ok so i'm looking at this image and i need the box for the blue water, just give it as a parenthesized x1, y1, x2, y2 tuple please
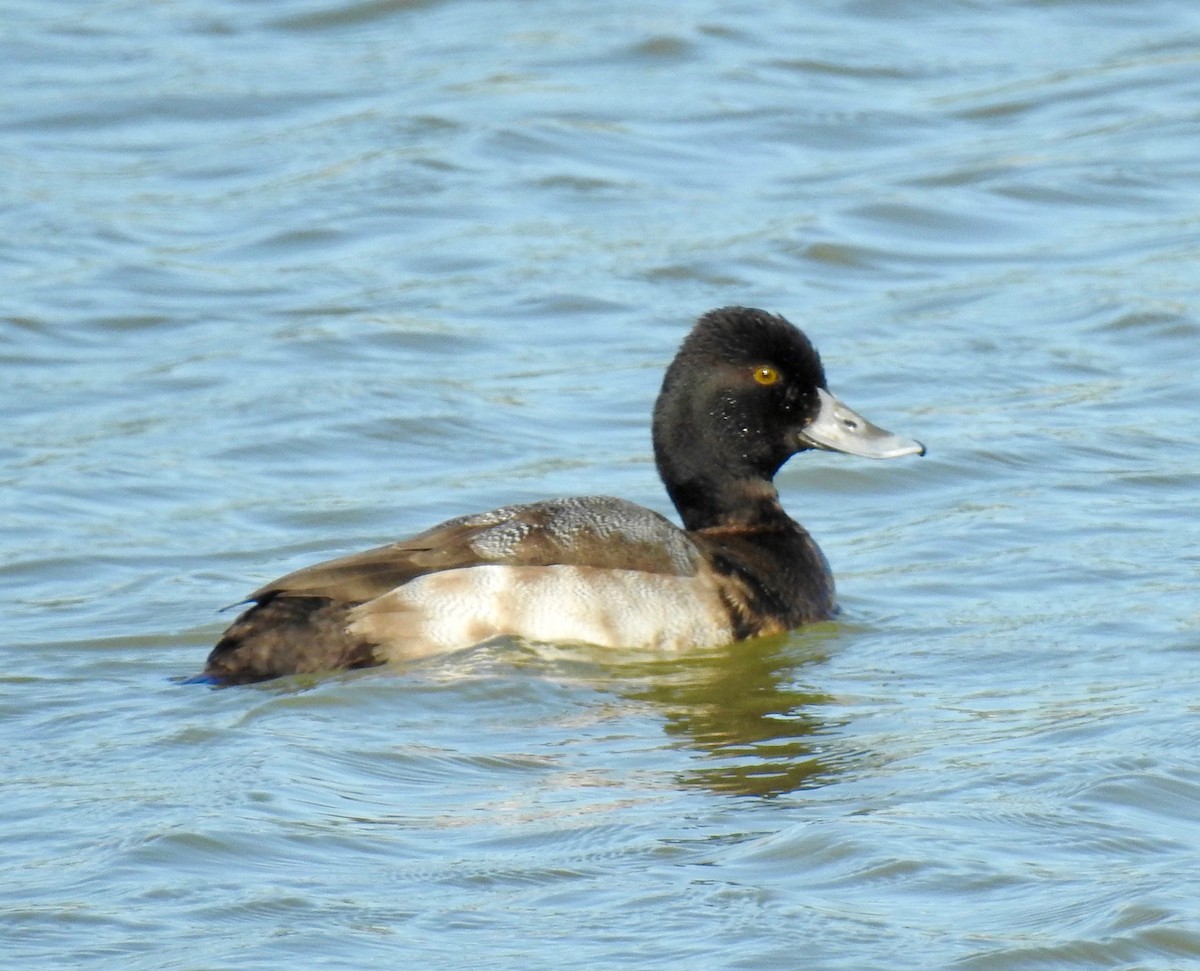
(5, 1, 1200, 968)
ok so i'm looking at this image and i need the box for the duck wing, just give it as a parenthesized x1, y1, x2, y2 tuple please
(246, 495, 702, 607)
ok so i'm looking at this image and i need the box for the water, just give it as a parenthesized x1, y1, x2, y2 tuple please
(4, 0, 1200, 967)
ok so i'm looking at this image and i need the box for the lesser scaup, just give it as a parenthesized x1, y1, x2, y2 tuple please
(201, 306, 924, 684)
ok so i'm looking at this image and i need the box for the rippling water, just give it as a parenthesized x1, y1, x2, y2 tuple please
(5, 1, 1200, 968)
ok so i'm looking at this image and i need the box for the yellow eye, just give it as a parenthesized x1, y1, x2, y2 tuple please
(752, 365, 780, 386)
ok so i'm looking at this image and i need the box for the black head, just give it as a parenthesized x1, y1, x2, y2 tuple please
(653, 306, 923, 530)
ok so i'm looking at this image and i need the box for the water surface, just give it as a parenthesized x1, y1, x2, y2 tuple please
(4, 1, 1200, 968)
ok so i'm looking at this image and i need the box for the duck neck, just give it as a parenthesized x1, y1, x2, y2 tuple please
(661, 471, 796, 533)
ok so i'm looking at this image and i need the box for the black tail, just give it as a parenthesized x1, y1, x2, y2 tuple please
(203, 594, 382, 685)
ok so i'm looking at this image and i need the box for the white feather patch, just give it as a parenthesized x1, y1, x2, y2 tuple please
(347, 564, 733, 662)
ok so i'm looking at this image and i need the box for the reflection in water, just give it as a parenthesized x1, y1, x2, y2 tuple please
(616, 626, 847, 798)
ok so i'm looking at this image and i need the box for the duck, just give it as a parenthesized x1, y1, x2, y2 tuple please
(200, 306, 924, 685)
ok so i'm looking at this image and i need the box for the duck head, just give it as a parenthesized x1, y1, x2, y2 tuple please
(653, 306, 925, 530)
